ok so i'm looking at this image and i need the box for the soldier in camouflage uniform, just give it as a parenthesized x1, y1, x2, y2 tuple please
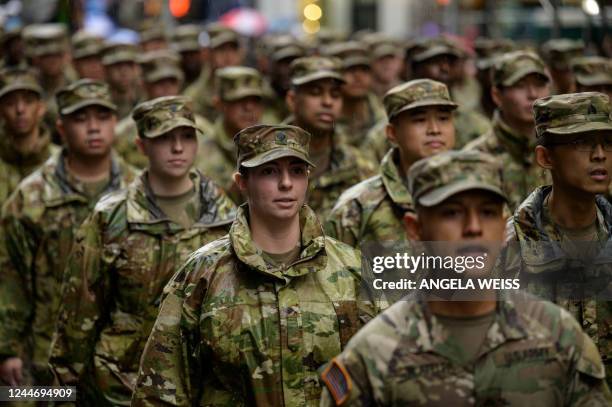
(23, 23, 77, 143)
(325, 79, 456, 248)
(361, 33, 403, 99)
(572, 56, 612, 99)
(0, 79, 138, 388)
(321, 150, 611, 406)
(196, 66, 265, 203)
(504, 92, 612, 387)
(464, 51, 552, 212)
(102, 43, 143, 119)
(183, 25, 244, 122)
(264, 34, 306, 124)
(138, 24, 168, 52)
(0, 67, 58, 207)
(1, 26, 24, 69)
(114, 49, 214, 168)
(49, 95, 236, 405)
(324, 41, 386, 149)
(71, 30, 106, 81)
(541, 39, 584, 95)
(410, 37, 492, 148)
(132, 124, 382, 406)
(285, 56, 376, 220)
(171, 25, 204, 90)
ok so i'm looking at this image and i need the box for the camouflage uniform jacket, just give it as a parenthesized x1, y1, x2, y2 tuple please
(195, 118, 242, 203)
(114, 113, 215, 169)
(132, 204, 382, 406)
(0, 125, 59, 206)
(464, 110, 550, 212)
(324, 148, 412, 248)
(504, 185, 612, 387)
(49, 170, 236, 405)
(320, 292, 611, 406)
(0, 150, 138, 381)
(335, 93, 386, 149)
(453, 107, 492, 149)
(183, 66, 217, 122)
(361, 119, 392, 165)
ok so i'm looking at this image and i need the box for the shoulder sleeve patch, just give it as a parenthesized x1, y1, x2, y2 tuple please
(321, 358, 352, 406)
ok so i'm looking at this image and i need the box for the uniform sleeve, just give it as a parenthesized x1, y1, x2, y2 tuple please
(0, 195, 39, 360)
(319, 351, 376, 407)
(324, 199, 361, 248)
(565, 329, 612, 405)
(48, 210, 114, 386)
(132, 257, 204, 406)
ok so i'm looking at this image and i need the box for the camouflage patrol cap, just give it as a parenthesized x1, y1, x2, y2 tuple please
(571, 56, 612, 87)
(208, 26, 240, 49)
(56, 79, 117, 115)
(384, 79, 457, 120)
(215, 66, 265, 102)
(408, 150, 506, 207)
(171, 25, 201, 52)
(475, 39, 517, 70)
(139, 25, 167, 45)
(541, 39, 584, 70)
(364, 34, 401, 59)
(23, 23, 68, 57)
(533, 92, 612, 139)
(493, 51, 549, 87)
(102, 43, 138, 66)
(71, 30, 105, 60)
(268, 35, 306, 62)
(0, 67, 43, 99)
(235, 124, 314, 168)
(132, 95, 198, 139)
(138, 50, 184, 83)
(323, 41, 371, 70)
(413, 37, 461, 63)
(290, 56, 346, 86)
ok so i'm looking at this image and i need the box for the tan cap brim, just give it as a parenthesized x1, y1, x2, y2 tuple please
(222, 88, 265, 102)
(389, 98, 458, 120)
(500, 69, 549, 87)
(60, 99, 117, 115)
(0, 84, 43, 99)
(418, 180, 506, 207)
(241, 147, 315, 168)
(292, 71, 346, 86)
(541, 121, 612, 137)
(575, 73, 612, 87)
(139, 118, 198, 139)
(145, 68, 184, 84)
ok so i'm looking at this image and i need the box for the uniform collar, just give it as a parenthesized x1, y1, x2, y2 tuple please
(126, 169, 236, 234)
(0, 125, 54, 169)
(212, 118, 237, 160)
(229, 204, 327, 282)
(380, 148, 413, 209)
(492, 110, 537, 166)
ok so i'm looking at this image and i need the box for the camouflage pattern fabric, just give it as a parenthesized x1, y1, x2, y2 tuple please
(216, 66, 265, 102)
(289, 56, 346, 86)
(132, 204, 383, 406)
(493, 51, 549, 88)
(114, 112, 214, 169)
(182, 65, 217, 122)
(335, 92, 387, 149)
(71, 30, 105, 60)
(320, 292, 611, 406)
(325, 148, 412, 248)
(572, 57, 612, 87)
(533, 92, 612, 139)
(361, 119, 392, 165)
(464, 110, 550, 212)
(453, 107, 493, 148)
(0, 66, 43, 99)
(407, 150, 505, 207)
(383, 79, 458, 120)
(504, 185, 612, 387)
(56, 78, 117, 115)
(0, 125, 59, 207)
(195, 118, 241, 203)
(0, 150, 138, 385)
(49, 170, 236, 405)
(22, 23, 68, 58)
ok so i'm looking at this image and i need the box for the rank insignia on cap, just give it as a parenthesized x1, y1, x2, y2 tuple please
(276, 131, 287, 145)
(321, 358, 352, 406)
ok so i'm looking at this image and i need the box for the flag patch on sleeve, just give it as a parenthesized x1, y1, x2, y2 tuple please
(321, 358, 352, 405)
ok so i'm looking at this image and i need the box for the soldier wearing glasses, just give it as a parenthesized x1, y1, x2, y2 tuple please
(504, 92, 612, 387)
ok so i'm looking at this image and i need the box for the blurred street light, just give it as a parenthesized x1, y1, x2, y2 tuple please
(582, 0, 600, 16)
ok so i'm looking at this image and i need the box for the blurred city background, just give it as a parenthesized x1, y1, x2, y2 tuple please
(0, 1, 609, 53)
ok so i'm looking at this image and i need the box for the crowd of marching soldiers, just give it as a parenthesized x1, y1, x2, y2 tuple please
(0, 18, 610, 406)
